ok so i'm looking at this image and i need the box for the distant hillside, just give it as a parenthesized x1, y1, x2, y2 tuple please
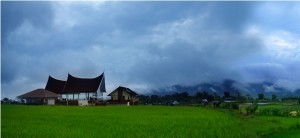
(152, 79, 300, 98)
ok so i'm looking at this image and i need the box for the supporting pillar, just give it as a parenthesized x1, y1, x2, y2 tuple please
(95, 92, 97, 101)
(67, 94, 69, 106)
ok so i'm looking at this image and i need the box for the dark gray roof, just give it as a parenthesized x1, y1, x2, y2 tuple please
(45, 76, 66, 94)
(62, 74, 103, 93)
(108, 86, 138, 96)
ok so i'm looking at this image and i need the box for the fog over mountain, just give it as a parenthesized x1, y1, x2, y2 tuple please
(153, 79, 300, 98)
(2, 2, 300, 99)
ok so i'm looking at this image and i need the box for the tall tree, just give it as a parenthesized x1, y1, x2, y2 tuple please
(258, 93, 264, 100)
(2, 97, 9, 102)
(203, 91, 208, 99)
(272, 94, 277, 101)
(224, 91, 230, 98)
(150, 95, 160, 104)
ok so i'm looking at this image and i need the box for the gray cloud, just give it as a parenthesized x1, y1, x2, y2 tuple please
(252, 2, 300, 33)
(1, 2, 54, 40)
(2, 2, 300, 99)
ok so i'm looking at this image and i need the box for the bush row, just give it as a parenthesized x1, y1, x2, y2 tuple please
(257, 106, 300, 117)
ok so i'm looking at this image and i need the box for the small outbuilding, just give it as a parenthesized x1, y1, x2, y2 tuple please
(172, 101, 179, 105)
(18, 88, 59, 105)
(108, 86, 139, 105)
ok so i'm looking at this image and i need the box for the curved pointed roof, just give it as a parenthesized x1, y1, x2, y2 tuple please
(62, 73, 103, 93)
(45, 76, 66, 94)
(18, 89, 58, 99)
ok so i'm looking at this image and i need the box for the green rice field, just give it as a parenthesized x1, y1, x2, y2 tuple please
(1, 105, 300, 138)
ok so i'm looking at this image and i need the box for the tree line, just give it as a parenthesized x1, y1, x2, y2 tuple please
(138, 91, 300, 105)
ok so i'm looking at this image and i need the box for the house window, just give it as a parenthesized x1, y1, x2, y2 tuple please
(123, 96, 125, 100)
(111, 97, 113, 100)
(128, 96, 129, 100)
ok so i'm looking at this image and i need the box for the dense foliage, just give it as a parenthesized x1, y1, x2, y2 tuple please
(256, 105, 300, 117)
(138, 92, 300, 106)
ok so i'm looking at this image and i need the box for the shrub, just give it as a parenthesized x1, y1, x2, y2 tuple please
(246, 104, 258, 115)
(257, 105, 300, 117)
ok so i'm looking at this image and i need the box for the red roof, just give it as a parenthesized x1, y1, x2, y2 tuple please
(18, 89, 59, 99)
(62, 74, 103, 93)
(45, 76, 66, 94)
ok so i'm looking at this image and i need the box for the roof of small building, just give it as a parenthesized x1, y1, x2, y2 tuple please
(18, 89, 59, 99)
(108, 86, 138, 96)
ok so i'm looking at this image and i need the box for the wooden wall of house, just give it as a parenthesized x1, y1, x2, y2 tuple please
(122, 92, 132, 100)
(110, 90, 132, 101)
(110, 91, 119, 100)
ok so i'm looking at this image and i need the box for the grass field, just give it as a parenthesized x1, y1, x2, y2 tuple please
(1, 105, 300, 138)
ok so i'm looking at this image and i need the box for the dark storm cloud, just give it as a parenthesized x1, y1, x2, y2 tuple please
(129, 25, 262, 87)
(204, 2, 256, 31)
(1, 1, 54, 40)
(2, 2, 300, 99)
(1, 1, 54, 84)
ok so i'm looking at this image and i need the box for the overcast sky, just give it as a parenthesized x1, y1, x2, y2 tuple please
(2, 1, 300, 99)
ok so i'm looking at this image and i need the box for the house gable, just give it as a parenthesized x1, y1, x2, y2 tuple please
(108, 86, 138, 102)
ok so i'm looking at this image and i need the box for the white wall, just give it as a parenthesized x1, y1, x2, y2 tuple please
(78, 100, 88, 106)
(47, 99, 55, 105)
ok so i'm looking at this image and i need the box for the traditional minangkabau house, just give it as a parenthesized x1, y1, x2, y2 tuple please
(17, 89, 59, 105)
(108, 86, 139, 105)
(15, 72, 106, 106)
(44, 73, 106, 105)
(61, 74, 102, 100)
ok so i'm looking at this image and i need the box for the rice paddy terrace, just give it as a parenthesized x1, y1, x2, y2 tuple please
(1, 105, 300, 138)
